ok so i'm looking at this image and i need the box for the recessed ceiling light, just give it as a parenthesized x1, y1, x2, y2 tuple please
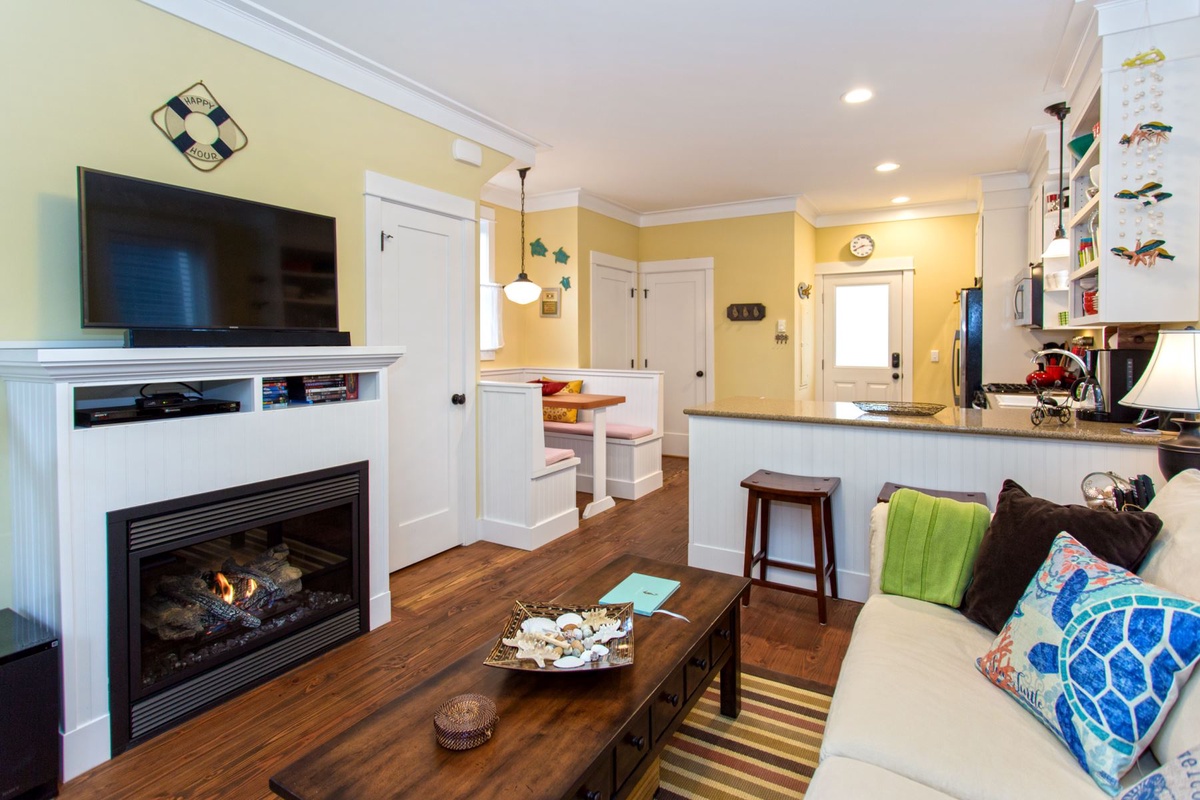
(891, 196, 910, 204)
(842, 88, 874, 104)
(875, 162, 900, 172)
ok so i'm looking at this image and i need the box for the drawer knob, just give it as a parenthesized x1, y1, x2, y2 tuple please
(716, 628, 732, 641)
(625, 733, 646, 751)
(661, 691, 680, 707)
(690, 657, 708, 670)
(582, 791, 602, 800)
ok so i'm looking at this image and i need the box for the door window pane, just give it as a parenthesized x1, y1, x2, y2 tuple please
(835, 284, 889, 367)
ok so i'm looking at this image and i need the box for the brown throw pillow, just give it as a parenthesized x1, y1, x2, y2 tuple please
(959, 479, 1162, 633)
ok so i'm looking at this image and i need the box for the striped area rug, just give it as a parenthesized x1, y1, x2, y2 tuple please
(660, 668, 833, 799)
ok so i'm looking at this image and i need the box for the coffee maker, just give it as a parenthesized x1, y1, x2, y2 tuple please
(1076, 349, 1154, 423)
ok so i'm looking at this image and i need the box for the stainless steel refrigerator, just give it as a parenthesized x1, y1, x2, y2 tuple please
(952, 287, 983, 408)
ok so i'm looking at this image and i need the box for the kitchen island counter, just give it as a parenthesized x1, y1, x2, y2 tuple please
(684, 397, 1165, 446)
(685, 397, 1164, 603)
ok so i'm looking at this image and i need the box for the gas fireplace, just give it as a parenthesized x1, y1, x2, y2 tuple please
(108, 462, 369, 754)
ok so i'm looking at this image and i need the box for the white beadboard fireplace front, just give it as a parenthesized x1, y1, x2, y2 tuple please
(0, 345, 403, 780)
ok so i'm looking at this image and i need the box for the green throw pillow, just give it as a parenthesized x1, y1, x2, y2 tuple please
(880, 488, 990, 606)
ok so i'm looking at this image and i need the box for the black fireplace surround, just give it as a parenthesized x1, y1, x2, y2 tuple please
(108, 462, 369, 754)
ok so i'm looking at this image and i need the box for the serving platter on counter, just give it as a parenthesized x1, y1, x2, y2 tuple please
(852, 401, 946, 417)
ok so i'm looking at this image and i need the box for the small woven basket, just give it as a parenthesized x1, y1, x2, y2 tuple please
(434, 694, 498, 751)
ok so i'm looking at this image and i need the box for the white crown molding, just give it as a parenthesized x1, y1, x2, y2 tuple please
(978, 171, 1030, 194)
(138, 0, 545, 164)
(813, 201, 979, 229)
(576, 192, 642, 227)
(640, 196, 807, 228)
(794, 196, 820, 227)
(525, 189, 583, 213)
(480, 184, 519, 210)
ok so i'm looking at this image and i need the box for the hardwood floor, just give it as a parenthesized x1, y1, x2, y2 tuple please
(59, 457, 860, 799)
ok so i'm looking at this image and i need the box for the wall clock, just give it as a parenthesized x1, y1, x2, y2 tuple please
(850, 233, 875, 258)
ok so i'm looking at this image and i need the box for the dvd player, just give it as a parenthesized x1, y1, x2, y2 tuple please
(75, 399, 241, 427)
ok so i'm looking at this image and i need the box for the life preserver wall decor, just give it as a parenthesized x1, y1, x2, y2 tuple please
(151, 82, 247, 171)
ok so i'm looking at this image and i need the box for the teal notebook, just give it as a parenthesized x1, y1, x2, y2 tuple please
(599, 572, 681, 616)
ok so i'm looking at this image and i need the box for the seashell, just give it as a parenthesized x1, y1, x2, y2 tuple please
(555, 612, 583, 628)
(521, 617, 556, 633)
(593, 628, 623, 644)
(590, 644, 609, 657)
(581, 610, 614, 628)
(553, 656, 585, 669)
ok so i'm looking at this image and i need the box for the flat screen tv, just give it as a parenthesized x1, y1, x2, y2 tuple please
(79, 167, 346, 346)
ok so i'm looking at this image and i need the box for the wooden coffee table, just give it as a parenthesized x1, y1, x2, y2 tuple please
(270, 554, 749, 800)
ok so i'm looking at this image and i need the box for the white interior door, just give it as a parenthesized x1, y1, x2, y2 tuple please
(640, 263, 712, 456)
(380, 201, 467, 570)
(591, 259, 637, 369)
(821, 272, 904, 402)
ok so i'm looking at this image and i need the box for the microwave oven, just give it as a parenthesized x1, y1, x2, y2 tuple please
(1013, 264, 1043, 327)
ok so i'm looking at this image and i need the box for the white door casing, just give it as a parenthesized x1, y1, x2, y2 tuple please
(364, 172, 476, 571)
(590, 252, 637, 369)
(639, 258, 714, 457)
(815, 258, 914, 404)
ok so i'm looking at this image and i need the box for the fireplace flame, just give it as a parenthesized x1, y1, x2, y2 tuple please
(214, 572, 234, 605)
(245, 578, 257, 599)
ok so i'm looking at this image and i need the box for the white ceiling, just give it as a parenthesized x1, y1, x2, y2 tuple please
(242, 0, 1086, 217)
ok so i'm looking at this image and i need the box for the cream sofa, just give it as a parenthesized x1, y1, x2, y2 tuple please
(807, 473, 1200, 800)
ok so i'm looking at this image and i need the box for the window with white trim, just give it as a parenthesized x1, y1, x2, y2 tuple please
(479, 208, 503, 360)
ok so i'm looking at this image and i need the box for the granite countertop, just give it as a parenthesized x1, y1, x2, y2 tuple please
(684, 397, 1168, 446)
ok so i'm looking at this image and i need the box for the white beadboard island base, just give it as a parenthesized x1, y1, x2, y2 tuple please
(686, 398, 1164, 603)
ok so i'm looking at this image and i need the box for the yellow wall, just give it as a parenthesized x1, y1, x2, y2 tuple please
(794, 215, 818, 398)
(483, 203, 525, 369)
(639, 214, 799, 400)
(511, 208, 579, 367)
(0, 0, 510, 608)
(578, 209, 640, 366)
(814, 216, 977, 404)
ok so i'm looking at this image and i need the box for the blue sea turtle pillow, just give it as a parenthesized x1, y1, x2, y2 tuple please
(977, 532, 1200, 796)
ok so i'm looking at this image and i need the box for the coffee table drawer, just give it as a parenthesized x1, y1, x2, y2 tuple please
(613, 710, 652, 793)
(570, 752, 613, 800)
(652, 666, 686, 743)
(683, 637, 712, 701)
(710, 608, 734, 665)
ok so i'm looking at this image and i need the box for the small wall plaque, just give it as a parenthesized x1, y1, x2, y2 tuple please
(540, 287, 561, 318)
(726, 303, 765, 321)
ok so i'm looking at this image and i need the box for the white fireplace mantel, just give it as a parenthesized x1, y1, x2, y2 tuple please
(0, 345, 404, 780)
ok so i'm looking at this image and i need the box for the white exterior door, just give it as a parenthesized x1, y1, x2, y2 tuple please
(591, 257, 637, 369)
(821, 272, 904, 402)
(379, 200, 469, 570)
(640, 261, 712, 456)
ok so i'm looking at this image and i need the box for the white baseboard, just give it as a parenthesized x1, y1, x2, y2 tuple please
(62, 714, 110, 781)
(479, 508, 580, 551)
(370, 590, 392, 630)
(687, 542, 867, 603)
(575, 470, 664, 500)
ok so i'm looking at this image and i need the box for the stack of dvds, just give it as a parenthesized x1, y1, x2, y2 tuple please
(262, 377, 290, 409)
(288, 374, 349, 404)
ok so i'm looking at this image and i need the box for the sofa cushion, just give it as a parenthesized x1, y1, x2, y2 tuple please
(977, 532, 1200, 795)
(542, 420, 655, 440)
(823, 593, 1122, 799)
(960, 479, 1162, 633)
(1141, 469, 1200, 763)
(529, 379, 568, 396)
(542, 378, 583, 423)
(1117, 741, 1200, 800)
(807, 756, 958, 800)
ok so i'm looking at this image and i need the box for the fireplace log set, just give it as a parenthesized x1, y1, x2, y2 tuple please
(142, 545, 303, 641)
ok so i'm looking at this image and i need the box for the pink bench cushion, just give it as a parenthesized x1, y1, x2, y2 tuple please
(544, 447, 576, 466)
(542, 420, 655, 440)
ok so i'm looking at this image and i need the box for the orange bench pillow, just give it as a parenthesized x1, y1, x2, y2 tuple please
(542, 378, 583, 423)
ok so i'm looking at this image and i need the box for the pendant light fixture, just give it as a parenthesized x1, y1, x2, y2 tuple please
(503, 167, 541, 305)
(1042, 102, 1072, 260)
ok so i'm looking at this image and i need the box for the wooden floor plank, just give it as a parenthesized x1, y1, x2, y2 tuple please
(58, 457, 860, 798)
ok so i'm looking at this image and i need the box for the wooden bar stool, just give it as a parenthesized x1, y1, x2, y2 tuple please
(876, 482, 988, 506)
(741, 469, 840, 625)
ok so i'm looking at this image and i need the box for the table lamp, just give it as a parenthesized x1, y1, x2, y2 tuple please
(1119, 328, 1200, 480)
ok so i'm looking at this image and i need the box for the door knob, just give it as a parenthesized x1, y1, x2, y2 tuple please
(696, 370, 704, 377)
(892, 373, 900, 380)
(451, 393, 466, 405)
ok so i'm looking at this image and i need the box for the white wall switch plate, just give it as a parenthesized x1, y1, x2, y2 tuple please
(930, 349, 940, 362)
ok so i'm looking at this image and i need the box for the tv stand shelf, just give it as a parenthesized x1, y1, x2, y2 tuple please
(0, 347, 401, 430)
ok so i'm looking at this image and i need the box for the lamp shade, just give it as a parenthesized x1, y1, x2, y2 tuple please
(1042, 234, 1071, 260)
(503, 274, 541, 305)
(1120, 329, 1200, 412)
